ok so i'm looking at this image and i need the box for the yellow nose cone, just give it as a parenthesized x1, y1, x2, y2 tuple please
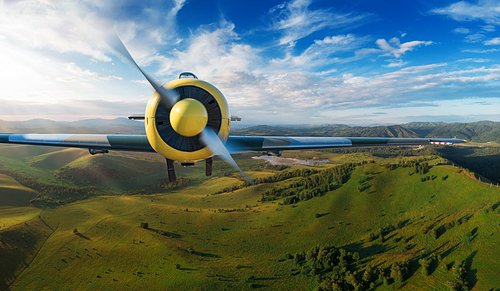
(169, 98, 208, 137)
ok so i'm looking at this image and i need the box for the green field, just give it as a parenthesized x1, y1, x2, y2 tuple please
(1, 145, 500, 290)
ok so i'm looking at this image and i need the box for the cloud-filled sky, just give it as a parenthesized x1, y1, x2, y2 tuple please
(0, 0, 500, 126)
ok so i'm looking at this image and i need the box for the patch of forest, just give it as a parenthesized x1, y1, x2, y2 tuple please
(257, 158, 438, 206)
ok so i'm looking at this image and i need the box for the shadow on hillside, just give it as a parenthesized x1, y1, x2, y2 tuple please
(0, 276, 11, 291)
(39, 219, 53, 230)
(340, 241, 395, 267)
(194, 251, 220, 258)
(440, 242, 461, 259)
(0, 219, 54, 291)
(148, 228, 182, 238)
(438, 147, 500, 183)
(76, 233, 91, 240)
(465, 250, 478, 289)
(254, 277, 280, 281)
(246, 284, 268, 288)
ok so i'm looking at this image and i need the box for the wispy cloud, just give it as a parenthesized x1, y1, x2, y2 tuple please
(485, 37, 500, 45)
(376, 37, 433, 58)
(384, 59, 405, 68)
(453, 27, 470, 34)
(462, 48, 500, 53)
(457, 58, 491, 62)
(270, 34, 369, 69)
(431, 0, 500, 25)
(268, 0, 368, 47)
(58, 63, 122, 82)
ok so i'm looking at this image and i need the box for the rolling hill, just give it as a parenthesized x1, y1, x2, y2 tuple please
(1, 147, 499, 290)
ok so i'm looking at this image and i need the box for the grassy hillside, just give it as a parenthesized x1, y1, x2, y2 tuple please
(1, 155, 499, 290)
(0, 174, 38, 207)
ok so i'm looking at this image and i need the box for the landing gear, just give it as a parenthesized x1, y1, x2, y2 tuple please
(206, 157, 213, 177)
(165, 158, 176, 182)
(165, 158, 212, 182)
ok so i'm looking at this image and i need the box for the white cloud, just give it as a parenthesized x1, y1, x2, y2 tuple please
(453, 27, 470, 34)
(376, 37, 433, 58)
(385, 59, 405, 67)
(431, 0, 500, 24)
(268, 0, 368, 47)
(482, 24, 496, 31)
(485, 37, 500, 45)
(462, 48, 500, 53)
(158, 20, 261, 79)
(465, 33, 485, 43)
(457, 58, 490, 62)
(58, 63, 122, 82)
(132, 80, 151, 86)
(0, 0, 187, 62)
(270, 34, 369, 68)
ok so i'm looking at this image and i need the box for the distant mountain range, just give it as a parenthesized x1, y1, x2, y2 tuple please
(231, 121, 500, 143)
(1, 119, 499, 143)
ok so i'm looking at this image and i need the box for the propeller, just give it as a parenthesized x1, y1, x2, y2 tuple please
(200, 128, 254, 185)
(106, 33, 254, 185)
(106, 33, 178, 109)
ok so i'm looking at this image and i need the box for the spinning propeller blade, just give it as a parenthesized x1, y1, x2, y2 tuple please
(106, 33, 178, 108)
(200, 128, 254, 185)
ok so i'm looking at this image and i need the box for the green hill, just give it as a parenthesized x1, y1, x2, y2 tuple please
(26, 148, 90, 170)
(1, 158, 499, 290)
(0, 174, 38, 207)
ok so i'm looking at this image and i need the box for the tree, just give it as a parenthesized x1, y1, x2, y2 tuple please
(390, 261, 408, 283)
(140, 222, 148, 229)
(419, 258, 430, 276)
(362, 265, 374, 283)
(430, 228, 438, 239)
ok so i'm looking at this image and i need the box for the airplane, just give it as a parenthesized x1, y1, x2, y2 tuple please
(0, 34, 465, 185)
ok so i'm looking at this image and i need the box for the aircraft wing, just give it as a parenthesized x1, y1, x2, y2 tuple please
(0, 133, 465, 154)
(0, 134, 154, 152)
(226, 136, 465, 154)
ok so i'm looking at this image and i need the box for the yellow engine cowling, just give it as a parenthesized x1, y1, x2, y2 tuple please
(145, 78, 230, 163)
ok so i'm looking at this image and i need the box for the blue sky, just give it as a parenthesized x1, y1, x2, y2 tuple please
(0, 0, 499, 126)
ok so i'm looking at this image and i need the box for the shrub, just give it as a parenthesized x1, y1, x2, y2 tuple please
(430, 228, 438, 239)
(464, 232, 472, 243)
